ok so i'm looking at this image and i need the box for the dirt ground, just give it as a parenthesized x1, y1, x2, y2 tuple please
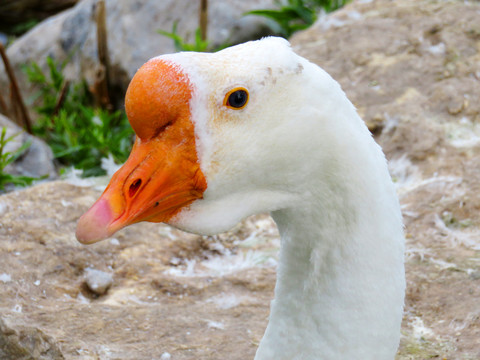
(1, 0, 480, 359)
(0, 181, 281, 359)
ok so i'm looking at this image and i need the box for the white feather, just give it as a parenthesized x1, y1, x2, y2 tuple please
(157, 38, 404, 360)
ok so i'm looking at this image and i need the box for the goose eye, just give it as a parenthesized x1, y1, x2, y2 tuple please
(224, 88, 249, 109)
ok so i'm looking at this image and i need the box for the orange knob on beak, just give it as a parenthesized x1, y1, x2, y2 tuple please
(76, 59, 207, 244)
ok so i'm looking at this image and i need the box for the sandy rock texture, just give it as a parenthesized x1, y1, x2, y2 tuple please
(0, 180, 278, 359)
(1, 0, 480, 359)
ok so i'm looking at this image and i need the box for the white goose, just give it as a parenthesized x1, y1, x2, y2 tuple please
(76, 37, 405, 360)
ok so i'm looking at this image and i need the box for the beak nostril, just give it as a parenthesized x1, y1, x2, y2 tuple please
(129, 179, 142, 198)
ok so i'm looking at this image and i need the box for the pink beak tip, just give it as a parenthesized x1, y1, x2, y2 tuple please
(76, 199, 114, 244)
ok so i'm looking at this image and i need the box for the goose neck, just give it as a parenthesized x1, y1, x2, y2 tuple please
(254, 181, 405, 360)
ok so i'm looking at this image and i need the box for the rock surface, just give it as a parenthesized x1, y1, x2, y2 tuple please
(83, 268, 113, 295)
(0, 0, 276, 110)
(0, 180, 278, 359)
(0, 318, 64, 360)
(0, 114, 56, 181)
(1, 0, 480, 359)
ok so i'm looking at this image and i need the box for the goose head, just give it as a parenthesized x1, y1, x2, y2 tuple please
(76, 37, 357, 243)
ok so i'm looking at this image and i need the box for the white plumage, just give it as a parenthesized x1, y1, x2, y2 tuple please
(168, 38, 405, 359)
(77, 37, 405, 360)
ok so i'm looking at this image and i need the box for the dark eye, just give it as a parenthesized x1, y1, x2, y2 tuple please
(224, 88, 249, 109)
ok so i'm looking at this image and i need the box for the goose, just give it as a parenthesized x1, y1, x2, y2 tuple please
(76, 37, 405, 360)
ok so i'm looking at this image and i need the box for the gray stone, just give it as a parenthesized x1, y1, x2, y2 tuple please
(0, 114, 56, 180)
(84, 268, 113, 295)
(0, 32, 7, 46)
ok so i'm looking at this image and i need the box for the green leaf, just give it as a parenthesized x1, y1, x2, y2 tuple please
(4, 140, 31, 166)
(247, 9, 297, 23)
(246, 0, 350, 37)
(158, 21, 213, 53)
(0, 127, 41, 191)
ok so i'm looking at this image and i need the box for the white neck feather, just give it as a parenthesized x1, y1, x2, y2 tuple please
(255, 135, 405, 360)
(166, 40, 406, 359)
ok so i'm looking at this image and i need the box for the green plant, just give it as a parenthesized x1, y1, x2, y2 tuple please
(0, 127, 38, 191)
(247, 0, 350, 38)
(158, 21, 210, 52)
(35, 107, 133, 177)
(24, 57, 68, 115)
(158, 21, 230, 53)
(25, 57, 134, 177)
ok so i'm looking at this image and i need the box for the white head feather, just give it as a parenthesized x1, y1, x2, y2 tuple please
(157, 38, 405, 359)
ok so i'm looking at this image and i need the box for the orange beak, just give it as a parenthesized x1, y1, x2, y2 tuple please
(76, 59, 207, 244)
